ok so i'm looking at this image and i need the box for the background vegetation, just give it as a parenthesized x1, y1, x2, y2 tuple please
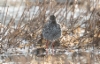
(0, 0, 100, 64)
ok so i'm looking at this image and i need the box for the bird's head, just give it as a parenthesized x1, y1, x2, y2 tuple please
(50, 15, 56, 23)
(50, 15, 55, 20)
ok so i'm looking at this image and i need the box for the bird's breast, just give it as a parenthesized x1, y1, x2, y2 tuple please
(42, 24, 61, 41)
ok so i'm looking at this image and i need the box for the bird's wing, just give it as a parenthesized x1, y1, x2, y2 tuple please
(42, 22, 51, 34)
(55, 24, 61, 34)
(51, 24, 61, 37)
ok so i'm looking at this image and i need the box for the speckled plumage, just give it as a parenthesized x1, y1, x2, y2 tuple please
(42, 15, 61, 41)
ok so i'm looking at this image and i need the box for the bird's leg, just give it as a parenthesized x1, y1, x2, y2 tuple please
(52, 42, 55, 55)
(46, 40, 49, 54)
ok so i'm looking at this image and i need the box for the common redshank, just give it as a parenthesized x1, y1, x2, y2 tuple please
(42, 15, 61, 54)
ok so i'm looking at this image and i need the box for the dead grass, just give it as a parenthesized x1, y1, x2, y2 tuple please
(0, 0, 100, 64)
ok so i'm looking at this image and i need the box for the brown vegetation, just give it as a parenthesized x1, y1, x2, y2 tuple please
(0, 0, 100, 64)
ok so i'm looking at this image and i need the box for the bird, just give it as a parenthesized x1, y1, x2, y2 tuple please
(42, 15, 61, 54)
